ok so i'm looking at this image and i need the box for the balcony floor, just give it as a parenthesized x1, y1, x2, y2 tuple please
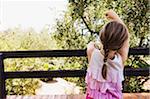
(6, 93, 150, 99)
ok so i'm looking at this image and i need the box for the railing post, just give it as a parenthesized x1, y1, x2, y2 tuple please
(0, 53, 6, 99)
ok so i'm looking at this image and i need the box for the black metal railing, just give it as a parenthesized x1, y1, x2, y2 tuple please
(0, 48, 149, 99)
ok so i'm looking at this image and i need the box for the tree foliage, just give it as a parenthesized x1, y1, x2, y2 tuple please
(0, 27, 58, 95)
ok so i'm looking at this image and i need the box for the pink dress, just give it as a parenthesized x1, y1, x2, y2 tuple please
(85, 48, 124, 99)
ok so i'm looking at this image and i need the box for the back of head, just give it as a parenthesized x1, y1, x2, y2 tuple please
(100, 21, 128, 50)
(99, 21, 128, 79)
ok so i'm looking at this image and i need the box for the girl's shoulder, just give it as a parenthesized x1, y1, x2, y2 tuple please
(90, 48, 104, 64)
(94, 41, 103, 50)
(108, 52, 123, 69)
(87, 41, 104, 59)
(111, 53, 122, 62)
(87, 41, 103, 52)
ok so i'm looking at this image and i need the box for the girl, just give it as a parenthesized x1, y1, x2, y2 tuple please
(85, 10, 129, 99)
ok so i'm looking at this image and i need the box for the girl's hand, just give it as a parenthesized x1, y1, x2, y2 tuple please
(105, 10, 124, 24)
(105, 10, 119, 20)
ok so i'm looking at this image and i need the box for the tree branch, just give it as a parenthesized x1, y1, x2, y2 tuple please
(80, 15, 99, 35)
(139, 37, 144, 47)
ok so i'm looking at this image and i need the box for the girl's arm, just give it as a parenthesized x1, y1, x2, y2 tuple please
(118, 38, 129, 63)
(87, 42, 95, 62)
(105, 10, 130, 63)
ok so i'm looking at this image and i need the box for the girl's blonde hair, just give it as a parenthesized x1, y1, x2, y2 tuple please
(100, 21, 128, 79)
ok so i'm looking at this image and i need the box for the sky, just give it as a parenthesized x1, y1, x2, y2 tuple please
(0, 0, 68, 32)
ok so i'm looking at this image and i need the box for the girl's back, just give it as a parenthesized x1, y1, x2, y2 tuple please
(86, 48, 124, 99)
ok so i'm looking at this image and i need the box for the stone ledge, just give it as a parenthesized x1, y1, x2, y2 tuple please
(6, 93, 150, 99)
(123, 93, 150, 99)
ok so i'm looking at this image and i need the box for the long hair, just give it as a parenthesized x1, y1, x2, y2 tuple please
(100, 21, 128, 79)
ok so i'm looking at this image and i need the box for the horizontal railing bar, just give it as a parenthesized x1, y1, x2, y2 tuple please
(5, 70, 86, 78)
(129, 48, 149, 55)
(0, 48, 149, 59)
(1, 50, 87, 59)
(5, 68, 149, 79)
(124, 68, 150, 76)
